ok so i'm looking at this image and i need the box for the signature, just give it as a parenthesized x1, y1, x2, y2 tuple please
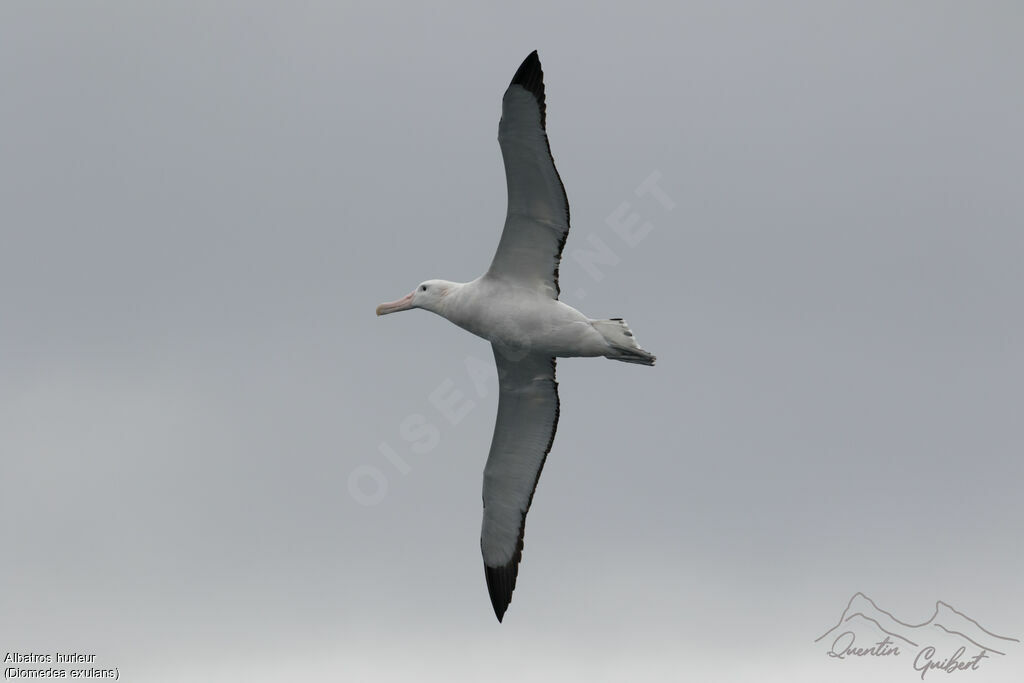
(913, 647, 990, 680)
(816, 593, 1018, 679)
(828, 632, 901, 658)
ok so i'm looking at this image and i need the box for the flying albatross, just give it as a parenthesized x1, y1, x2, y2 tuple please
(376, 51, 656, 622)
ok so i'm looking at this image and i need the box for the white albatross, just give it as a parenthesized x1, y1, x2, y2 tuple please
(376, 51, 656, 622)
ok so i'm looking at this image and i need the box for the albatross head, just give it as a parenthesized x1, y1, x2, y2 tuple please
(376, 279, 456, 316)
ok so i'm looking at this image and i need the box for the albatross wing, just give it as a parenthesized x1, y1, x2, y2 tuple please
(481, 347, 560, 621)
(487, 51, 571, 299)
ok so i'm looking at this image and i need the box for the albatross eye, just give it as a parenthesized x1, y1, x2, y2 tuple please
(421, 285, 427, 291)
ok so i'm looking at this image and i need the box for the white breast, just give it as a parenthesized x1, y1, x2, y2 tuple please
(443, 279, 607, 357)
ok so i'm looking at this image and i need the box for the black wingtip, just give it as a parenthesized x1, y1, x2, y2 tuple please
(484, 560, 518, 622)
(509, 51, 546, 129)
(510, 50, 540, 78)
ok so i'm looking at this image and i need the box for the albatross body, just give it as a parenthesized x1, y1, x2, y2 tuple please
(376, 51, 656, 622)
(381, 278, 619, 359)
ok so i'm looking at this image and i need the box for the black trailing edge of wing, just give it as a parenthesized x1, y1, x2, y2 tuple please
(509, 50, 547, 130)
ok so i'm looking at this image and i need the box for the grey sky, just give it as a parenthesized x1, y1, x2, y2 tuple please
(2, 2, 1022, 681)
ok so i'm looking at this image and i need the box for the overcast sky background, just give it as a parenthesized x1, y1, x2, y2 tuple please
(2, 2, 1022, 681)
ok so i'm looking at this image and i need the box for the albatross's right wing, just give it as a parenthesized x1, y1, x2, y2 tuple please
(487, 51, 571, 300)
(481, 347, 560, 622)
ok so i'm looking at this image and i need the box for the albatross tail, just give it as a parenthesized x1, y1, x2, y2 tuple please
(591, 318, 656, 366)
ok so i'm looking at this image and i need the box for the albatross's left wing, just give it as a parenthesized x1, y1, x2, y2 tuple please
(481, 347, 559, 622)
(486, 51, 570, 300)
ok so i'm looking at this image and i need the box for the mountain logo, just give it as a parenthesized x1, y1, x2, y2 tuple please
(815, 592, 1019, 679)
